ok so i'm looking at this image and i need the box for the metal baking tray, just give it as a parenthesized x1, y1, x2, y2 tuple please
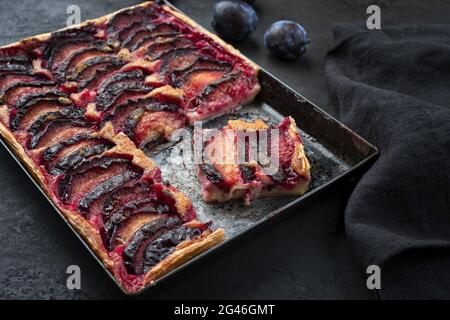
(0, 2, 378, 295)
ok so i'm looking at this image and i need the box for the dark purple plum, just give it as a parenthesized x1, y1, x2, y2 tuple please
(264, 20, 309, 60)
(211, 0, 258, 42)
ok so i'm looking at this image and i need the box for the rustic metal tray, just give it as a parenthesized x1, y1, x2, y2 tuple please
(0, 2, 378, 296)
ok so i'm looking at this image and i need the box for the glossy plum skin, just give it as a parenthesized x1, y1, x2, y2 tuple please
(264, 20, 309, 60)
(212, 0, 258, 41)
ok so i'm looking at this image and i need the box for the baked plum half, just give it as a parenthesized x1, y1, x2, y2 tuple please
(57, 155, 143, 212)
(108, 6, 157, 40)
(0, 74, 49, 102)
(0, 48, 35, 75)
(10, 96, 73, 131)
(117, 215, 212, 276)
(28, 114, 95, 150)
(68, 56, 127, 91)
(0, 81, 57, 108)
(124, 22, 182, 52)
(105, 95, 184, 150)
(94, 69, 154, 112)
(100, 182, 186, 251)
(41, 26, 102, 72)
(54, 41, 115, 82)
(41, 134, 115, 175)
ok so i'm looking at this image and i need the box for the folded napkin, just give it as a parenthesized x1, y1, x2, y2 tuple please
(325, 23, 450, 299)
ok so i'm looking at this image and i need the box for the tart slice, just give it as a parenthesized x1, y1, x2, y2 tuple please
(103, 180, 225, 293)
(195, 117, 311, 205)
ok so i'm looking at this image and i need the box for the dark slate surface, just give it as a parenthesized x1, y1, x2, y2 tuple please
(0, 0, 447, 299)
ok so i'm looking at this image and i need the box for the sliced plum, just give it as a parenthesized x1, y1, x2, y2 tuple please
(100, 85, 153, 113)
(0, 52, 31, 63)
(266, 119, 303, 188)
(42, 135, 114, 175)
(116, 21, 145, 43)
(115, 19, 177, 48)
(174, 67, 229, 98)
(129, 32, 180, 53)
(123, 23, 181, 51)
(149, 22, 181, 36)
(13, 90, 68, 110)
(96, 70, 145, 94)
(0, 81, 56, 107)
(102, 181, 154, 217)
(239, 164, 256, 183)
(112, 213, 161, 250)
(188, 71, 239, 111)
(145, 36, 193, 61)
(142, 225, 203, 273)
(46, 40, 96, 72)
(103, 198, 172, 251)
(42, 27, 97, 70)
(10, 97, 72, 131)
(104, 97, 156, 133)
(54, 43, 114, 82)
(67, 56, 125, 83)
(199, 163, 227, 187)
(0, 49, 33, 69)
(42, 133, 91, 162)
(158, 48, 201, 78)
(169, 57, 232, 84)
(121, 28, 154, 50)
(108, 6, 156, 38)
(78, 170, 141, 212)
(57, 156, 141, 207)
(0, 74, 47, 93)
(133, 109, 185, 148)
(28, 116, 95, 149)
(122, 216, 181, 275)
(106, 96, 181, 139)
(100, 182, 187, 250)
(0, 62, 33, 74)
(95, 70, 152, 111)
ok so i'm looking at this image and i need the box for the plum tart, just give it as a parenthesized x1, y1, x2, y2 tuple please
(195, 117, 311, 205)
(0, 1, 264, 293)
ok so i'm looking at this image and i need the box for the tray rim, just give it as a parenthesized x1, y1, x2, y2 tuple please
(0, 0, 379, 296)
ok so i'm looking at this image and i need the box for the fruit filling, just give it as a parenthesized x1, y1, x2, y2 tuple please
(41, 135, 115, 175)
(122, 215, 181, 275)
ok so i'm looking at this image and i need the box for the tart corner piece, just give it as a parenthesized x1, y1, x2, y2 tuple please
(195, 116, 311, 205)
(159, 2, 261, 124)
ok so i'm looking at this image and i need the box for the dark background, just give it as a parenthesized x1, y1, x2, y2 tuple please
(0, 0, 448, 299)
